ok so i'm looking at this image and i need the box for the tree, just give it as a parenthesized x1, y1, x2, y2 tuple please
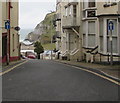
(34, 41, 44, 59)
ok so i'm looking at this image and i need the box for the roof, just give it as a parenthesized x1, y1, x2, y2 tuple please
(21, 40, 33, 46)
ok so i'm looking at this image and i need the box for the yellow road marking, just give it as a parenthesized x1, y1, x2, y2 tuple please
(3, 60, 25, 70)
(73, 66, 120, 86)
(56, 61, 120, 86)
(0, 60, 28, 76)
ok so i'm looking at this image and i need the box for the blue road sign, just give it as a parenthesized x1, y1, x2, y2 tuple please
(108, 20, 114, 31)
(5, 21, 10, 30)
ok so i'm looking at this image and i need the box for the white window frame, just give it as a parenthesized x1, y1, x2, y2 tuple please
(82, 20, 97, 48)
(99, 17, 119, 55)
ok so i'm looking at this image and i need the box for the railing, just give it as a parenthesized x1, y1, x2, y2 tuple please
(85, 45, 98, 55)
(70, 49, 79, 56)
(62, 50, 68, 56)
(62, 16, 80, 27)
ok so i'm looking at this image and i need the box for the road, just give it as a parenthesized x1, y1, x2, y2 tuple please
(2, 60, 119, 101)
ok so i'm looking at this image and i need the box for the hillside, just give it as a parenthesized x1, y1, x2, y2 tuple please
(25, 12, 56, 50)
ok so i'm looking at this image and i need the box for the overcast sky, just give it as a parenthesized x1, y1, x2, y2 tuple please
(19, 1, 56, 29)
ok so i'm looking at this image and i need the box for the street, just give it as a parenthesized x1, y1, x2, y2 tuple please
(2, 60, 119, 101)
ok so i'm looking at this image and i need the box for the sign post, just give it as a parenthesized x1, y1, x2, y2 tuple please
(5, 20, 10, 65)
(108, 20, 114, 65)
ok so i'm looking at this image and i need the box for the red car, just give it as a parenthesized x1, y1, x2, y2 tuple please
(27, 55, 36, 59)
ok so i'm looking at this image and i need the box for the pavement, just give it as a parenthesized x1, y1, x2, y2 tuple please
(54, 59, 120, 82)
(2, 60, 120, 101)
(2, 59, 26, 72)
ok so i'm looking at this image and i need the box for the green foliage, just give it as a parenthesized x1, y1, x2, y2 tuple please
(41, 12, 56, 44)
(34, 41, 44, 55)
(42, 43, 55, 50)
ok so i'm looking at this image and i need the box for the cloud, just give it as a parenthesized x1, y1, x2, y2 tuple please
(19, 2, 56, 29)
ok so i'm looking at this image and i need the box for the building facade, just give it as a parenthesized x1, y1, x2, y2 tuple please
(1, 1, 20, 64)
(55, 0, 120, 63)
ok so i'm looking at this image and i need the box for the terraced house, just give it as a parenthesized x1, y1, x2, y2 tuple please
(55, 0, 120, 63)
(55, 0, 82, 61)
(1, 1, 20, 64)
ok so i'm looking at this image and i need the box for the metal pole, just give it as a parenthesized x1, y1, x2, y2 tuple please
(6, 29, 9, 65)
(51, 15, 52, 60)
(51, 36, 52, 60)
(110, 29, 113, 65)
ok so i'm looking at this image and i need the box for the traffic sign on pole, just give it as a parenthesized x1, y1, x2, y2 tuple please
(5, 21, 10, 30)
(108, 20, 114, 31)
(108, 20, 114, 65)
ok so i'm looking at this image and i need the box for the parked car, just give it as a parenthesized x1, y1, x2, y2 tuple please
(21, 55, 28, 59)
(27, 55, 36, 59)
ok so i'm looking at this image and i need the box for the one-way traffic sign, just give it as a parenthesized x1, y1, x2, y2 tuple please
(108, 20, 114, 31)
(5, 21, 10, 30)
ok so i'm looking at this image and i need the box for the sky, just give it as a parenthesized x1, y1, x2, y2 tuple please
(19, 1, 56, 29)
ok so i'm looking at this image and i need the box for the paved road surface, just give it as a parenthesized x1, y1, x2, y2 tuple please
(2, 60, 119, 101)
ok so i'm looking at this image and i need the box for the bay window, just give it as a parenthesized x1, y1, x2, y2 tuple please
(99, 18, 118, 54)
(88, 21, 96, 47)
(82, 21, 96, 48)
(107, 19, 118, 53)
(88, 0, 96, 7)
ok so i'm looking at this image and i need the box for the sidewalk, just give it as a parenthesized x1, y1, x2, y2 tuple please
(2, 59, 26, 72)
(54, 59, 120, 81)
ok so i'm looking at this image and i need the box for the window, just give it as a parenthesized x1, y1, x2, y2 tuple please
(107, 19, 117, 36)
(83, 11, 86, 18)
(107, 19, 118, 53)
(88, 34, 96, 47)
(88, 21, 96, 47)
(83, 22, 86, 47)
(83, 34, 86, 46)
(99, 19, 118, 54)
(83, 1, 88, 9)
(88, 0, 96, 7)
(100, 37, 103, 51)
(88, 21, 95, 34)
(69, 6, 72, 16)
(83, 22, 86, 34)
(99, 18, 104, 51)
(83, 0, 96, 9)
(99, 18, 103, 36)
(82, 10, 96, 19)
(73, 5, 77, 17)
(65, 8, 68, 16)
(69, 34, 75, 51)
(87, 10, 96, 17)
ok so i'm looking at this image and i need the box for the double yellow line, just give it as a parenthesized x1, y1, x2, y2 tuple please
(72, 66, 120, 86)
(0, 60, 28, 76)
(57, 61, 120, 86)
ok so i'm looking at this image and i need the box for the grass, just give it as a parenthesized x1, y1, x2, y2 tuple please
(42, 43, 55, 50)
